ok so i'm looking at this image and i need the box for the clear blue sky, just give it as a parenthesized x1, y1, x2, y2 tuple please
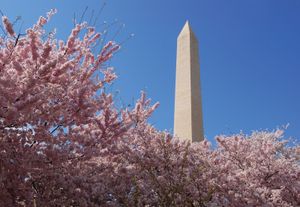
(1, 0, 300, 142)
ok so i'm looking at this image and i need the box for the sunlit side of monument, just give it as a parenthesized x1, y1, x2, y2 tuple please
(174, 21, 204, 142)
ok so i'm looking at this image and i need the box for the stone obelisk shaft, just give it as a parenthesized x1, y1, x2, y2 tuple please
(174, 21, 204, 142)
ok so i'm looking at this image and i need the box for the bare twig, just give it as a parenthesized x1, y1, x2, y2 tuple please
(92, 1, 106, 27)
(79, 6, 88, 24)
(50, 124, 62, 134)
(88, 9, 94, 25)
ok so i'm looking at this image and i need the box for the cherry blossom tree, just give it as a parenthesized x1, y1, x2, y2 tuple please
(207, 129, 300, 206)
(0, 10, 157, 206)
(96, 128, 299, 207)
(0, 10, 299, 207)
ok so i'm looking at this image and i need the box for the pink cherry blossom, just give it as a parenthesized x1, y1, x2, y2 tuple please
(1, 16, 15, 37)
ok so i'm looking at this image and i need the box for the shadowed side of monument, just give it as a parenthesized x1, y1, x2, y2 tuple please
(174, 21, 204, 142)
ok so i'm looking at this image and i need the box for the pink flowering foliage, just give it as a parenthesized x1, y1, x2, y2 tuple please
(1, 11, 299, 207)
(207, 130, 300, 206)
(94, 128, 299, 207)
(0, 10, 156, 206)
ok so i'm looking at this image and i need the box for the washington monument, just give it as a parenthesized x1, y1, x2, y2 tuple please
(174, 21, 204, 142)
